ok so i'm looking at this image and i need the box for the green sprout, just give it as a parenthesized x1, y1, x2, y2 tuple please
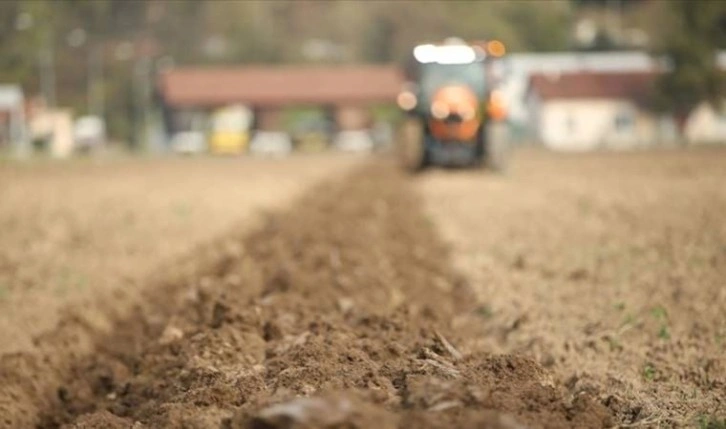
(651, 305, 670, 341)
(643, 364, 656, 382)
(650, 306, 668, 321)
(475, 304, 494, 320)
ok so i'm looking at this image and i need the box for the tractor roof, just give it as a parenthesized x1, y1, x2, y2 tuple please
(413, 44, 484, 65)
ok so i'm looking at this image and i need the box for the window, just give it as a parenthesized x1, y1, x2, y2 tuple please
(615, 110, 634, 132)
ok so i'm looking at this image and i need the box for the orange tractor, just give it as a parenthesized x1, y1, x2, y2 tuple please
(397, 38, 510, 171)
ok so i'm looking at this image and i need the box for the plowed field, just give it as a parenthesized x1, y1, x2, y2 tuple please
(1, 149, 724, 429)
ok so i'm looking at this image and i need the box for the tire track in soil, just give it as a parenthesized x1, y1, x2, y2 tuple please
(22, 162, 613, 428)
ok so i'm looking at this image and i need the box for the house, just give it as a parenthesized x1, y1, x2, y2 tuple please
(29, 107, 75, 158)
(683, 101, 726, 145)
(526, 71, 675, 151)
(498, 51, 659, 138)
(526, 70, 726, 150)
(157, 65, 401, 133)
(156, 65, 402, 153)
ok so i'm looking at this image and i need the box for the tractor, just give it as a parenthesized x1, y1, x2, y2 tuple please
(396, 38, 509, 171)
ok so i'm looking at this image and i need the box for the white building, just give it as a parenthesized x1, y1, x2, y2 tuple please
(29, 108, 75, 158)
(526, 70, 726, 150)
(502, 50, 726, 147)
(498, 51, 659, 135)
(526, 71, 666, 151)
(684, 101, 726, 145)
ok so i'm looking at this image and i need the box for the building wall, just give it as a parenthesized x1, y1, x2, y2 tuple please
(30, 109, 75, 158)
(684, 102, 726, 144)
(531, 98, 658, 151)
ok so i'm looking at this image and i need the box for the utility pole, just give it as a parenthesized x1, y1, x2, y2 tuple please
(133, 56, 153, 151)
(87, 43, 104, 118)
(39, 35, 56, 109)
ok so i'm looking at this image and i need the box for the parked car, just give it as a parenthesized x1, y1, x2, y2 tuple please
(333, 130, 374, 153)
(73, 115, 106, 153)
(208, 104, 253, 155)
(170, 131, 206, 155)
(249, 131, 293, 157)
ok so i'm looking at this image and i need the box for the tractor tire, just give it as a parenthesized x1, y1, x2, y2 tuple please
(481, 122, 511, 173)
(397, 118, 427, 172)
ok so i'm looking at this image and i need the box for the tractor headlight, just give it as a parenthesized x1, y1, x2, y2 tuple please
(487, 90, 507, 121)
(397, 91, 417, 111)
(431, 101, 450, 119)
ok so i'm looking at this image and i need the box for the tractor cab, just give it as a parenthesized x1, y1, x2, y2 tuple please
(397, 38, 509, 171)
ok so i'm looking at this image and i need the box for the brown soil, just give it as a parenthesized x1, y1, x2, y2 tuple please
(0, 155, 359, 353)
(417, 148, 726, 427)
(2, 161, 613, 429)
(2, 149, 724, 429)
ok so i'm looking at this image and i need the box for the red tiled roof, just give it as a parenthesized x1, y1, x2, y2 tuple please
(528, 71, 658, 105)
(158, 65, 404, 108)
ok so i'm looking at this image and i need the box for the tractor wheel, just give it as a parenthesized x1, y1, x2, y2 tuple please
(481, 122, 510, 173)
(397, 118, 427, 172)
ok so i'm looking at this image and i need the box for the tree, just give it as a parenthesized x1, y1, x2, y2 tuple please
(1, 0, 580, 144)
(363, 14, 396, 63)
(654, 0, 726, 135)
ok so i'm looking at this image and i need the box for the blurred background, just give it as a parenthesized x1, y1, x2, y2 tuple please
(2, 4, 726, 425)
(1, 0, 725, 157)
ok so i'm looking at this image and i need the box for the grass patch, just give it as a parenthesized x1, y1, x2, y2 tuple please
(650, 305, 668, 321)
(475, 304, 494, 320)
(642, 363, 656, 382)
(651, 305, 671, 341)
